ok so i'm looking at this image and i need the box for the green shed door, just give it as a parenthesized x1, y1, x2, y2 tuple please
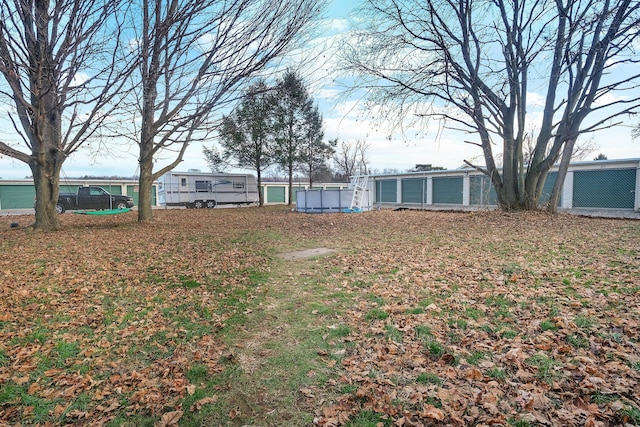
(433, 177, 463, 204)
(573, 169, 636, 208)
(266, 186, 286, 203)
(401, 179, 424, 203)
(375, 180, 397, 203)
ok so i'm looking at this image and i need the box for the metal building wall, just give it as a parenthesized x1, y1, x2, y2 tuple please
(369, 159, 640, 216)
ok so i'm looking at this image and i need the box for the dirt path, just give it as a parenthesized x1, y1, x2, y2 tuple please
(203, 249, 349, 426)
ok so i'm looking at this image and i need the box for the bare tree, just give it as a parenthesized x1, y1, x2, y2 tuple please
(343, 0, 640, 212)
(0, 0, 131, 230)
(333, 139, 370, 180)
(121, 0, 324, 221)
(523, 126, 598, 164)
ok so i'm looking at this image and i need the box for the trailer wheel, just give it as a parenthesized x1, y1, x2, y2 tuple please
(193, 200, 204, 209)
(206, 200, 216, 208)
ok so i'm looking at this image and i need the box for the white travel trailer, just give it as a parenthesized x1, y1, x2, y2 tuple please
(159, 171, 259, 208)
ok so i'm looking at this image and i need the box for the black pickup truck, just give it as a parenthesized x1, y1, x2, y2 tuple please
(56, 186, 134, 213)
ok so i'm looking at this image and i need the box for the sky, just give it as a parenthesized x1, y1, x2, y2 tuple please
(1, 0, 639, 180)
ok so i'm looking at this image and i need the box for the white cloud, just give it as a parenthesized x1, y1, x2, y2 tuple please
(526, 91, 546, 108)
(322, 18, 349, 33)
(314, 87, 343, 100)
(71, 72, 90, 87)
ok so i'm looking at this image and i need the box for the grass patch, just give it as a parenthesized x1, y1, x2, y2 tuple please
(508, 418, 533, 427)
(385, 325, 403, 342)
(328, 324, 351, 338)
(53, 341, 80, 367)
(186, 362, 209, 384)
(526, 353, 558, 384)
(365, 308, 389, 321)
(464, 307, 484, 320)
(347, 410, 392, 427)
(416, 372, 443, 386)
(567, 334, 589, 348)
(425, 339, 445, 359)
(622, 406, 640, 424)
(488, 368, 507, 381)
(501, 329, 518, 339)
(539, 319, 559, 332)
(171, 275, 202, 289)
(466, 351, 486, 366)
(415, 325, 434, 340)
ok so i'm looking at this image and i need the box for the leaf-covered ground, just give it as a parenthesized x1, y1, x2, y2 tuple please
(0, 207, 638, 426)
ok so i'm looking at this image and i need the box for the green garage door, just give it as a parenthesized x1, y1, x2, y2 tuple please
(573, 169, 635, 209)
(401, 179, 425, 203)
(0, 185, 36, 209)
(266, 186, 286, 203)
(126, 185, 156, 206)
(375, 180, 397, 203)
(433, 177, 463, 204)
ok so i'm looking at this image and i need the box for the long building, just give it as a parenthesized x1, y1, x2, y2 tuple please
(1, 158, 639, 217)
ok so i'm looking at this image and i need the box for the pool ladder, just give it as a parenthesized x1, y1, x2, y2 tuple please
(349, 175, 369, 211)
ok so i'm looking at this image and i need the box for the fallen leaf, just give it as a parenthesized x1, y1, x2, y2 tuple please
(155, 410, 183, 427)
(189, 395, 219, 412)
(421, 404, 445, 421)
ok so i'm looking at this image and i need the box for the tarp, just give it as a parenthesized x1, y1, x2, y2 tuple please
(74, 208, 131, 215)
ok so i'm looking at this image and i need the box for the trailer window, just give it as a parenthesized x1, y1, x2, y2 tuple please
(181, 178, 187, 187)
(233, 182, 245, 189)
(195, 180, 212, 192)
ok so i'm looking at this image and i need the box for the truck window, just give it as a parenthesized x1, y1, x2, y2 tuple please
(89, 187, 106, 196)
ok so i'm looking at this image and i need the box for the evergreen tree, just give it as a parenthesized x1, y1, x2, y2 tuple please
(205, 81, 275, 206)
(272, 70, 319, 204)
(297, 104, 335, 188)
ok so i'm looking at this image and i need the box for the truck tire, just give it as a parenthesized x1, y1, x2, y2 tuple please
(115, 201, 128, 209)
(56, 203, 66, 214)
(193, 200, 204, 209)
(206, 200, 216, 208)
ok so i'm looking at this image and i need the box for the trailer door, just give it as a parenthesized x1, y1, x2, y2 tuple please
(178, 176, 191, 203)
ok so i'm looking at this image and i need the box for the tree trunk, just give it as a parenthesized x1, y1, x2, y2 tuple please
(137, 159, 155, 222)
(257, 169, 264, 207)
(287, 163, 293, 206)
(547, 139, 575, 213)
(30, 158, 62, 231)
